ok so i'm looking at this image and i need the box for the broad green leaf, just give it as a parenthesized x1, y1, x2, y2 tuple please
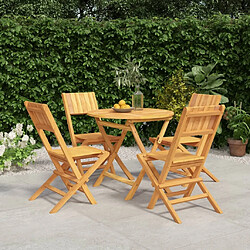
(214, 87, 228, 95)
(202, 63, 216, 76)
(202, 79, 225, 89)
(192, 66, 204, 76)
(194, 74, 205, 83)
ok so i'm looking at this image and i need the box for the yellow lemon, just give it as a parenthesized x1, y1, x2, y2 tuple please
(114, 104, 120, 109)
(125, 104, 130, 109)
(120, 105, 128, 109)
(119, 100, 126, 106)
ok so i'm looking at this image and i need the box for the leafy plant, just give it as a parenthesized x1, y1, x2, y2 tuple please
(224, 102, 250, 143)
(114, 58, 147, 88)
(184, 63, 229, 103)
(0, 123, 37, 172)
(156, 69, 195, 121)
(0, 15, 249, 148)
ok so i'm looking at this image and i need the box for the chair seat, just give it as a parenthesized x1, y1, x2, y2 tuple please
(49, 145, 103, 160)
(75, 132, 120, 144)
(146, 150, 204, 164)
(149, 136, 201, 146)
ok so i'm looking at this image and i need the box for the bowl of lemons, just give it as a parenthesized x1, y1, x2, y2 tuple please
(112, 100, 134, 113)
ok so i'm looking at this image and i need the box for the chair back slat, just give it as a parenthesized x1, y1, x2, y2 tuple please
(62, 92, 99, 146)
(159, 105, 225, 183)
(189, 93, 221, 107)
(24, 101, 68, 153)
(24, 101, 55, 132)
(63, 92, 98, 115)
(181, 106, 222, 139)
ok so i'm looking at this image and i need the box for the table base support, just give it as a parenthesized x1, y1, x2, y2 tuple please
(125, 169, 146, 200)
(104, 172, 134, 186)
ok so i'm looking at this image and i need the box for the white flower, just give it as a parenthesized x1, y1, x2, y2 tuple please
(8, 141, 16, 148)
(15, 123, 23, 136)
(24, 155, 32, 165)
(16, 123, 23, 131)
(27, 125, 34, 132)
(22, 135, 29, 142)
(0, 145, 6, 157)
(8, 131, 16, 140)
(0, 132, 3, 141)
(2, 137, 8, 147)
(18, 141, 27, 148)
(29, 137, 36, 145)
(4, 160, 11, 168)
(16, 129, 23, 136)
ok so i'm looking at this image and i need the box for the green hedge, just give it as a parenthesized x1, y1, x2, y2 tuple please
(0, 15, 249, 146)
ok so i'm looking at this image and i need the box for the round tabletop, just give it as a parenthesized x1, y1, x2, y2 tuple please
(87, 108, 174, 121)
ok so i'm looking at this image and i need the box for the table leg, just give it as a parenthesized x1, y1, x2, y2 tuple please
(93, 120, 134, 187)
(125, 120, 171, 200)
(96, 118, 134, 180)
(125, 122, 149, 200)
(103, 143, 116, 174)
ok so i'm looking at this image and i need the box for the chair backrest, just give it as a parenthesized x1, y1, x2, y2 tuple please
(159, 105, 225, 183)
(24, 101, 68, 153)
(189, 93, 221, 107)
(62, 92, 98, 115)
(62, 92, 99, 146)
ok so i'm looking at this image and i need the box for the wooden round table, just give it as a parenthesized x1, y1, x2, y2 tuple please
(87, 108, 174, 121)
(87, 108, 174, 198)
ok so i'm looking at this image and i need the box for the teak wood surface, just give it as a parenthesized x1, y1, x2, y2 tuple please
(149, 93, 221, 182)
(24, 101, 109, 213)
(136, 105, 225, 223)
(87, 108, 174, 188)
(62, 92, 120, 174)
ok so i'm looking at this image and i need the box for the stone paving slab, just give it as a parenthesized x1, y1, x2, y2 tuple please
(0, 157, 250, 250)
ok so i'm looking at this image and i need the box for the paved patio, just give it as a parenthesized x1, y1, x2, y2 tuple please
(0, 154, 250, 249)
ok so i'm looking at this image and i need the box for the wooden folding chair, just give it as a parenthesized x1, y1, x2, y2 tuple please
(150, 93, 221, 182)
(137, 105, 225, 223)
(62, 92, 121, 173)
(62, 92, 120, 147)
(24, 101, 109, 213)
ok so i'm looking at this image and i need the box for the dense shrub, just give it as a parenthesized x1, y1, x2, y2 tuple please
(156, 69, 195, 121)
(0, 15, 249, 147)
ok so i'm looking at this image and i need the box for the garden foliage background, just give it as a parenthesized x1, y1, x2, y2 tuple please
(0, 15, 249, 146)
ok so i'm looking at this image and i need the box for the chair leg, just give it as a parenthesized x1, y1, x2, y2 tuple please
(49, 174, 96, 214)
(202, 166, 219, 182)
(76, 159, 84, 175)
(29, 173, 58, 201)
(198, 182, 223, 213)
(103, 143, 116, 174)
(147, 190, 159, 209)
(184, 166, 202, 198)
(52, 160, 72, 191)
(93, 154, 115, 187)
(50, 187, 78, 214)
(80, 183, 97, 204)
(77, 152, 109, 203)
(125, 169, 146, 200)
(126, 154, 170, 201)
(158, 189, 182, 224)
(50, 152, 108, 213)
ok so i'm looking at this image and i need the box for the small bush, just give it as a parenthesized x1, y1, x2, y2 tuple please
(156, 69, 195, 121)
(0, 123, 37, 172)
